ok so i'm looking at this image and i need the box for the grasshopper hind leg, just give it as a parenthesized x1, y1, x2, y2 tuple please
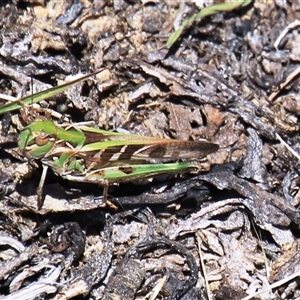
(102, 183, 118, 210)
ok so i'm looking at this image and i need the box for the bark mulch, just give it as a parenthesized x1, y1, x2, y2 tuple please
(1, 1, 300, 299)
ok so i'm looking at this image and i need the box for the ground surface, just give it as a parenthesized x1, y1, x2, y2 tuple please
(1, 1, 300, 299)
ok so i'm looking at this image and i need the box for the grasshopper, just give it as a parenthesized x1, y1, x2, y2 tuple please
(0, 70, 219, 209)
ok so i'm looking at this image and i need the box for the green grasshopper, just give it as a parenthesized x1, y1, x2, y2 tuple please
(0, 70, 219, 209)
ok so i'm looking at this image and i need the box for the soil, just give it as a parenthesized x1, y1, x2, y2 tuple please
(1, 1, 300, 299)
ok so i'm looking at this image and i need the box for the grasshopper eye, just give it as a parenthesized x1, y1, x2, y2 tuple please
(35, 131, 50, 146)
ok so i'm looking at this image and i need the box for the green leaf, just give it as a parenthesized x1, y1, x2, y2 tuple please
(166, 0, 252, 48)
(0, 69, 106, 115)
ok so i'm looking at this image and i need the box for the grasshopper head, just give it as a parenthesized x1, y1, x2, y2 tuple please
(18, 126, 55, 160)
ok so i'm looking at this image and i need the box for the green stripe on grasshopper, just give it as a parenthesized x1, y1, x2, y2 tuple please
(62, 161, 198, 182)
